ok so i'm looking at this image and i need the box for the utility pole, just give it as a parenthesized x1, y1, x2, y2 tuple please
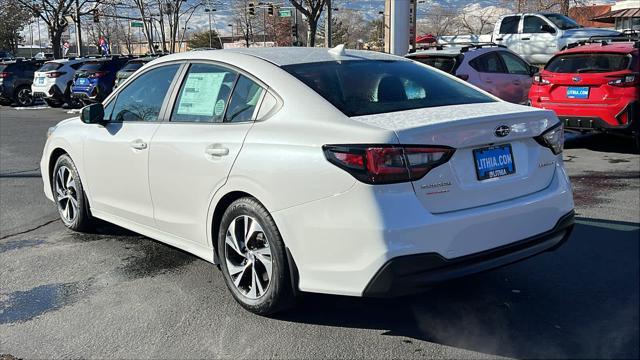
(207, 9, 213, 47)
(294, 7, 298, 46)
(263, 4, 266, 47)
(75, 0, 83, 56)
(325, 0, 332, 47)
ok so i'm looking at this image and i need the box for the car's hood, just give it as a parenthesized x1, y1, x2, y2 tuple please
(562, 27, 620, 38)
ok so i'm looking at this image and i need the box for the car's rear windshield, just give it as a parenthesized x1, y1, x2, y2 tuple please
(407, 55, 457, 73)
(79, 61, 107, 71)
(121, 61, 144, 71)
(282, 60, 494, 117)
(546, 53, 631, 73)
(39, 62, 63, 72)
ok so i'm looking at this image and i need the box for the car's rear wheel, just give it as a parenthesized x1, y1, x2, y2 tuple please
(14, 86, 33, 107)
(53, 155, 95, 232)
(218, 197, 295, 315)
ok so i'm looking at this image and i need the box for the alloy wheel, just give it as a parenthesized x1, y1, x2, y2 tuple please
(224, 215, 273, 299)
(17, 88, 33, 106)
(55, 165, 79, 225)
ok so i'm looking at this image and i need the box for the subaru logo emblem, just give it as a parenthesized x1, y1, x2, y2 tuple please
(572, 76, 581, 83)
(495, 125, 510, 137)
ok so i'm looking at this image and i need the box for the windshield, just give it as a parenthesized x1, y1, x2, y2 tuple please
(282, 60, 494, 117)
(79, 61, 106, 71)
(39, 62, 63, 72)
(121, 61, 144, 72)
(408, 55, 458, 74)
(545, 13, 580, 30)
(546, 53, 631, 73)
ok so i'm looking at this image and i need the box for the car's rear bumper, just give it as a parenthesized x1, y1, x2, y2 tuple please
(363, 210, 574, 297)
(32, 84, 63, 100)
(272, 163, 574, 297)
(530, 99, 639, 135)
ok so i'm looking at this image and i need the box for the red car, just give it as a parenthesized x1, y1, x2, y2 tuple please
(529, 38, 639, 147)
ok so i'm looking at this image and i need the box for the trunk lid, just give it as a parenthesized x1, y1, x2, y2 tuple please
(351, 102, 559, 213)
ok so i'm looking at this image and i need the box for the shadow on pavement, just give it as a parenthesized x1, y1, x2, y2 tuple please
(278, 217, 639, 359)
(565, 133, 639, 155)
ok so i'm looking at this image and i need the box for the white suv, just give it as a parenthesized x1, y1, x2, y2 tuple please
(32, 58, 86, 107)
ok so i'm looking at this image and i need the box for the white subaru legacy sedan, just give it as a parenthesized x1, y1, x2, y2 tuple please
(41, 47, 574, 315)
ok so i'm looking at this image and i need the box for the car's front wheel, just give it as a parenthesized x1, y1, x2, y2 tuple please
(218, 198, 295, 315)
(53, 155, 95, 232)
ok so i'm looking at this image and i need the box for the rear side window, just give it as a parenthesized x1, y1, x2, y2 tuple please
(225, 75, 264, 123)
(70, 62, 84, 70)
(410, 56, 458, 73)
(499, 16, 520, 34)
(469, 53, 506, 73)
(546, 53, 631, 73)
(171, 63, 238, 123)
(282, 60, 494, 117)
(39, 62, 62, 72)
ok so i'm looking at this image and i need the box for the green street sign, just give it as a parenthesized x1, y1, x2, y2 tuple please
(278, 9, 292, 17)
(130, 21, 144, 28)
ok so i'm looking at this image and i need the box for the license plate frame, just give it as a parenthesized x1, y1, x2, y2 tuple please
(566, 86, 589, 99)
(36, 77, 45, 85)
(473, 144, 516, 181)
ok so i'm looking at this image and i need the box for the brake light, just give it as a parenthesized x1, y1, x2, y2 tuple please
(0, 72, 9, 78)
(46, 71, 66, 78)
(323, 145, 455, 184)
(89, 71, 108, 78)
(533, 75, 551, 85)
(534, 122, 564, 155)
(608, 74, 638, 87)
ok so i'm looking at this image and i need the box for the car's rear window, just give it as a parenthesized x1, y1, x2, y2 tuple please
(408, 55, 458, 73)
(79, 61, 107, 71)
(39, 62, 63, 72)
(546, 53, 631, 73)
(121, 61, 144, 71)
(282, 60, 494, 117)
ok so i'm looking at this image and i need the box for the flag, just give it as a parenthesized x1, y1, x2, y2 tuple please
(99, 37, 110, 55)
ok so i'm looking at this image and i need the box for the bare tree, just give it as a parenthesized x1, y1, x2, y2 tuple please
(16, 0, 101, 58)
(290, 0, 327, 47)
(417, 5, 459, 37)
(131, 0, 157, 53)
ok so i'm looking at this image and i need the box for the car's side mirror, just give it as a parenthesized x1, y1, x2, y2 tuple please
(529, 65, 539, 76)
(81, 103, 105, 124)
(541, 24, 556, 34)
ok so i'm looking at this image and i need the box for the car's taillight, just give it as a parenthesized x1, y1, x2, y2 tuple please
(533, 75, 551, 85)
(608, 73, 638, 87)
(89, 71, 108, 78)
(46, 71, 66, 78)
(0, 72, 9, 78)
(323, 145, 455, 184)
(534, 122, 564, 155)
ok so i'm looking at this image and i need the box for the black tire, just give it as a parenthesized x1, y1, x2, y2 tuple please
(52, 155, 95, 232)
(14, 86, 33, 107)
(44, 98, 63, 108)
(217, 197, 295, 315)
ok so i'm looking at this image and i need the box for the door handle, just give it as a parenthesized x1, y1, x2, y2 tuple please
(130, 139, 147, 150)
(522, 37, 530, 40)
(205, 145, 229, 157)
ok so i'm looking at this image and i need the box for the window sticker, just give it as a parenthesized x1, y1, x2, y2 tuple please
(176, 72, 226, 116)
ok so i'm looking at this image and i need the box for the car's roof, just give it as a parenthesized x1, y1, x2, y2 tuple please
(408, 46, 505, 57)
(156, 47, 404, 67)
(560, 42, 638, 55)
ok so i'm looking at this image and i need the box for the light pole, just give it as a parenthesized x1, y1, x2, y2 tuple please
(228, 24, 233, 42)
(204, 8, 213, 48)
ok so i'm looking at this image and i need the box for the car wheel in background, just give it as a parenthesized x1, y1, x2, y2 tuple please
(53, 155, 95, 232)
(218, 197, 295, 315)
(14, 86, 33, 107)
(44, 98, 63, 108)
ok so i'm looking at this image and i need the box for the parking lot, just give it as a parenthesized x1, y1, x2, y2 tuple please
(0, 105, 638, 358)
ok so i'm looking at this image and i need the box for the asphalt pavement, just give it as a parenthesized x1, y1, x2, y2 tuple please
(0, 106, 638, 359)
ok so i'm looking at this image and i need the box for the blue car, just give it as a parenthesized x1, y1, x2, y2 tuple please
(71, 57, 129, 105)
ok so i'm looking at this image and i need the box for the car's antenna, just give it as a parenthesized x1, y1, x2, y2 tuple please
(328, 44, 346, 57)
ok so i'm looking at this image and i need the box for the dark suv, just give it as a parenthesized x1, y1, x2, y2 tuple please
(0, 59, 42, 106)
(71, 57, 129, 104)
(114, 56, 157, 89)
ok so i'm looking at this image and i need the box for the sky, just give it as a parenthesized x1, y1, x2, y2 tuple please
(20, 0, 618, 47)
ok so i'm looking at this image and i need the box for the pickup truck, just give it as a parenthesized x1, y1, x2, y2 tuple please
(492, 13, 620, 64)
